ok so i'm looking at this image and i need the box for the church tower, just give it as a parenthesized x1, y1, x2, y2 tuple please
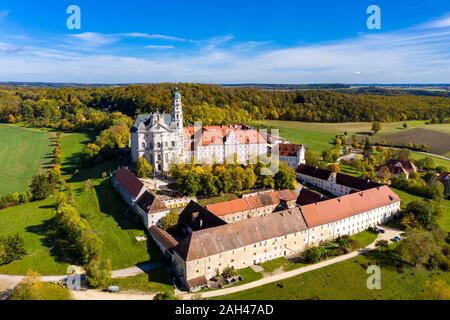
(171, 87, 183, 133)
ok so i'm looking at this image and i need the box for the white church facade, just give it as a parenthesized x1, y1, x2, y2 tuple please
(130, 89, 305, 172)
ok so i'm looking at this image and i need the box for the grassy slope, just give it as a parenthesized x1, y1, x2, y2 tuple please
(0, 124, 51, 196)
(0, 130, 160, 274)
(216, 254, 450, 300)
(0, 198, 69, 275)
(110, 269, 173, 294)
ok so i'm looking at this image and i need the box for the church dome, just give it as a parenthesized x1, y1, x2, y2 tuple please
(172, 88, 181, 99)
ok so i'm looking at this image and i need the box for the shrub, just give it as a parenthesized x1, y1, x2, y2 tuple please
(0, 233, 27, 265)
(85, 257, 112, 288)
(222, 266, 237, 279)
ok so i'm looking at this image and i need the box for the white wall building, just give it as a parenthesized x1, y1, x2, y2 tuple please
(130, 89, 305, 173)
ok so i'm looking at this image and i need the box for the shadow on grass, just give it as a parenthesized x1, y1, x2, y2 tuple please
(25, 216, 77, 266)
(363, 247, 404, 271)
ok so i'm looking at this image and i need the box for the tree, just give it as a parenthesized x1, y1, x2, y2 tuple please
(327, 163, 340, 173)
(371, 122, 382, 134)
(274, 162, 297, 190)
(77, 230, 103, 264)
(404, 200, 438, 230)
(9, 270, 43, 300)
(403, 123, 408, 129)
(0, 234, 27, 265)
(398, 230, 438, 267)
(424, 280, 450, 300)
(136, 156, 153, 178)
(85, 257, 112, 288)
(153, 292, 177, 300)
(160, 210, 179, 233)
(6, 114, 16, 123)
(305, 150, 320, 167)
(375, 240, 389, 254)
(29, 173, 54, 200)
(221, 266, 238, 278)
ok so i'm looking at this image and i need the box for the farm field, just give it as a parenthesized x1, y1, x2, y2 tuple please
(254, 120, 450, 167)
(0, 124, 52, 196)
(365, 128, 450, 156)
(0, 129, 160, 275)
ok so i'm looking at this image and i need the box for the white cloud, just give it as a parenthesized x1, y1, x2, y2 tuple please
(1, 15, 450, 83)
(145, 45, 174, 49)
(421, 14, 450, 29)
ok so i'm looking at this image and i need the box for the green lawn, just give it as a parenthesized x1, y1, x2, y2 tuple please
(0, 197, 69, 275)
(0, 124, 52, 196)
(215, 252, 450, 300)
(351, 230, 378, 248)
(110, 269, 173, 294)
(0, 130, 161, 274)
(259, 258, 291, 273)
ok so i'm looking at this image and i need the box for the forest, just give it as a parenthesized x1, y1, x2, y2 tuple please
(0, 83, 449, 129)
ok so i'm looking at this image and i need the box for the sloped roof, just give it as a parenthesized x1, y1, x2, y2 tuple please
(179, 201, 227, 231)
(174, 207, 308, 261)
(301, 185, 400, 227)
(206, 190, 298, 217)
(148, 226, 178, 250)
(386, 159, 417, 173)
(296, 164, 332, 180)
(296, 188, 329, 206)
(136, 191, 168, 214)
(336, 173, 381, 191)
(183, 125, 267, 148)
(279, 144, 303, 157)
(131, 113, 172, 132)
(113, 167, 144, 199)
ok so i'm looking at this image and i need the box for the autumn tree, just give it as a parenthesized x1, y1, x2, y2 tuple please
(136, 156, 153, 178)
(160, 209, 180, 233)
(371, 122, 382, 134)
(398, 230, 438, 267)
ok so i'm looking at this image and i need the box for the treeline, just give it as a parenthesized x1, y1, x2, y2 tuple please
(51, 193, 112, 287)
(1, 83, 449, 126)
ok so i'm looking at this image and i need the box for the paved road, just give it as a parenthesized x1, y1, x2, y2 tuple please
(0, 261, 162, 294)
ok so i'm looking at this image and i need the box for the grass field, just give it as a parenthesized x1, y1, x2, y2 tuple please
(110, 269, 173, 294)
(0, 129, 161, 274)
(0, 197, 69, 275)
(215, 252, 450, 300)
(0, 124, 52, 196)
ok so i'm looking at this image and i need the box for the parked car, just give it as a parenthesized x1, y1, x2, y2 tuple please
(106, 285, 119, 293)
(394, 236, 402, 241)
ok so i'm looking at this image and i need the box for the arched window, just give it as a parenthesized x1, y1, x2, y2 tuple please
(172, 141, 175, 147)
(142, 142, 146, 148)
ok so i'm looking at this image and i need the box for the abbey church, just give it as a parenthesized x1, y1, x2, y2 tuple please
(130, 89, 305, 172)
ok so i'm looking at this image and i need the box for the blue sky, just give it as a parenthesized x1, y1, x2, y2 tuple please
(0, 0, 449, 83)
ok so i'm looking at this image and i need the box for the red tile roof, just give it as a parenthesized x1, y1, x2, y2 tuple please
(279, 144, 302, 157)
(301, 185, 400, 227)
(148, 226, 178, 250)
(206, 190, 298, 217)
(183, 125, 267, 149)
(114, 167, 144, 199)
